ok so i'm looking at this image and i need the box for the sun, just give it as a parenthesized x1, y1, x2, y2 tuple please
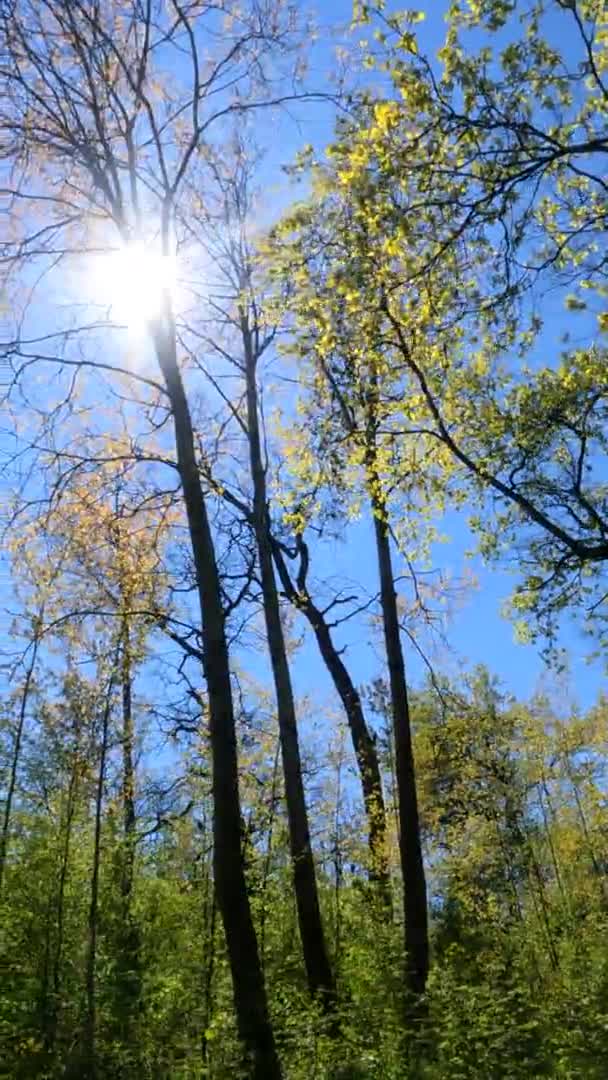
(92, 244, 178, 333)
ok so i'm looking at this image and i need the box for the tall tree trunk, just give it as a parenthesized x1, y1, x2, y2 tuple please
(537, 778, 570, 911)
(120, 620, 136, 907)
(38, 891, 55, 1057)
(200, 816, 217, 1073)
(259, 737, 282, 969)
(562, 753, 608, 903)
(312, 349, 427, 992)
(45, 754, 80, 1056)
(151, 307, 280, 1078)
(242, 313, 336, 1011)
(115, 617, 142, 1062)
(332, 733, 344, 979)
(371, 506, 429, 999)
(272, 539, 392, 914)
(0, 631, 39, 896)
(521, 825, 560, 973)
(361, 375, 429, 999)
(84, 661, 116, 1079)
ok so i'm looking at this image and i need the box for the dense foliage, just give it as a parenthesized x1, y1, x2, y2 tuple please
(3, 646, 608, 1078)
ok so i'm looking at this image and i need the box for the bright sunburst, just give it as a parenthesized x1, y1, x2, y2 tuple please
(92, 244, 178, 333)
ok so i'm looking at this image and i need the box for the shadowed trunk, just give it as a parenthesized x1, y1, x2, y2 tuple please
(259, 737, 282, 968)
(312, 346, 427, 994)
(201, 847, 217, 1071)
(272, 538, 392, 914)
(242, 311, 336, 1012)
(44, 752, 80, 1057)
(83, 661, 116, 1079)
(372, 507, 429, 998)
(359, 371, 428, 999)
(114, 617, 142, 1063)
(151, 303, 280, 1079)
(0, 630, 39, 896)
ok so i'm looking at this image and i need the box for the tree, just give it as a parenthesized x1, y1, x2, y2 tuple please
(269, 1, 608, 645)
(184, 140, 393, 922)
(0, 612, 42, 896)
(267, 219, 431, 1000)
(272, 534, 393, 912)
(181, 147, 336, 1007)
(0, 0, 325, 1069)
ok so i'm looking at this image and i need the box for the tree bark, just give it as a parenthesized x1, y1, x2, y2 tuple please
(372, 508, 429, 999)
(357, 372, 428, 999)
(84, 661, 116, 1079)
(200, 818, 217, 1072)
(120, 620, 136, 908)
(259, 737, 282, 969)
(242, 311, 336, 1011)
(272, 539, 392, 914)
(0, 631, 39, 896)
(45, 752, 80, 1057)
(114, 617, 142, 1062)
(151, 307, 280, 1078)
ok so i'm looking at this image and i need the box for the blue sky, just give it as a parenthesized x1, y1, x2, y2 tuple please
(1, 0, 606, 731)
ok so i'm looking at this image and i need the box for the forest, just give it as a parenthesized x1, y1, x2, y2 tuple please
(0, 0, 607, 1077)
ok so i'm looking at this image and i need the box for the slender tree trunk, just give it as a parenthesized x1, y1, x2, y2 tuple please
(493, 811, 526, 927)
(242, 313, 336, 1011)
(201, 865, 217, 1070)
(39, 894, 55, 1055)
(537, 778, 569, 909)
(115, 617, 142, 1062)
(259, 737, 282, 969)
(360, 377, 428, 998)
(0, 632, 39, 896)
(332, 734, 344, 979)
(499, 798, 560, 972)
(313, 350, 428, 996)
(46, 755, 80, 1056)
(562, 755, 608, 903)
(84, 661, 116, 1079)
(151, 307, 280, 1078)
(525, 833, 560, 972)
(273, 540, 392, 914)
(371, 507, 429, 999)
(120, 620, 136, 908)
